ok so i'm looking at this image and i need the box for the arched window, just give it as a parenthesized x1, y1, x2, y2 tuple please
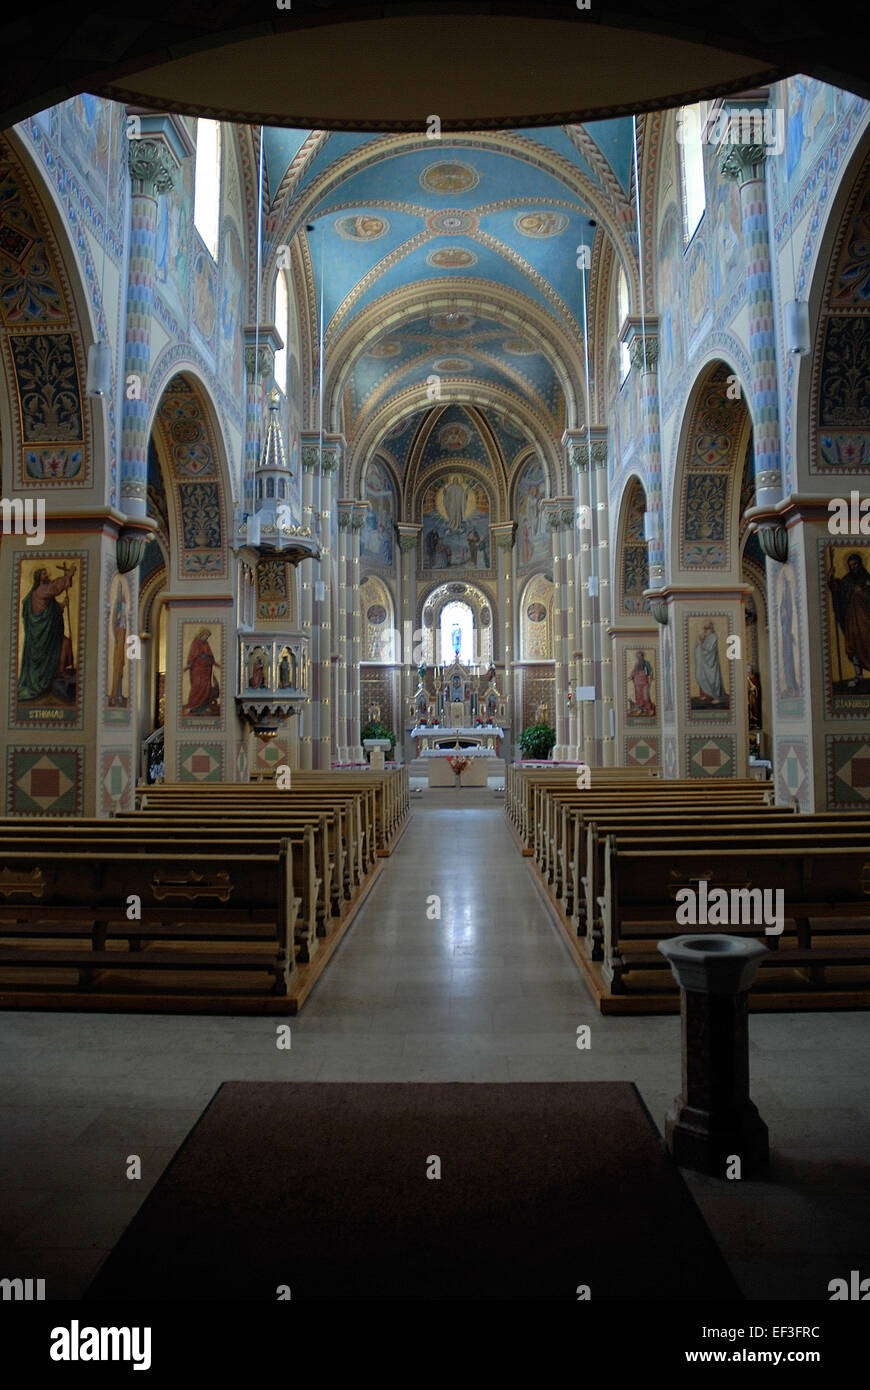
(266, 477, 274, 499)
(616, 264, 631, 382)
(678, 103, 706, 243)
(273, 271, 289, 392)
(194, 118, 221, 261)
(439, 601, 475, 665)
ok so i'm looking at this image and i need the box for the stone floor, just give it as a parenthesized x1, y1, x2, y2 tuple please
(0, 783, 868, 1299)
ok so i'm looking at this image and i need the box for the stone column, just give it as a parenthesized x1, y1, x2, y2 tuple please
(567, 430, 592, 761)
(347, 500, 369, 761)
(721, 130, 781, 515)
(316, 439, 341, 769)
(492, 522, 516, 738)
(542, 499, 575, 759)
(121, 118, 191, 520)
(298, 442, 318, 768)
(243, 327, 282, 514)
(396, 523, 421, 755)
(593, 435, 615, 765)
(623, 321, 664, 588)
(336, 499, 356, 761)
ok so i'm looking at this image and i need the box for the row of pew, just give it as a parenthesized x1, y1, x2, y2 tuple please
(0, 767, 409, 1012)
(506, 764, 870, 1010)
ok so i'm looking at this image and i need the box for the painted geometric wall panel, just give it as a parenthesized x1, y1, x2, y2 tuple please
(100, 749, 133, 812)
(687, 734, 735, 778)
(776, 738, 808, 809)
(826, 735, 870, 807)
(625, 735, 658, 767)
(177, 742, 224, 782)
(7, 747, 82, 815)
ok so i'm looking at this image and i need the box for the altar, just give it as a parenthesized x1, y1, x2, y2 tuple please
(420, 747, 495, 787)
(410, 724, 504, 755)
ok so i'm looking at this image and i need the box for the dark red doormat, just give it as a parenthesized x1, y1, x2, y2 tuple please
(86, 1081, 741, 1301)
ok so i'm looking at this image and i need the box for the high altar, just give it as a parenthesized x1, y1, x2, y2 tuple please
(409, 660, 507, 780)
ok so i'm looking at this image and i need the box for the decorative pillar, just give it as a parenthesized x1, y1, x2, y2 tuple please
(593, 436, 615, 765)
(396, 523, 421, 755)
(568, 430, 612, 765)
(243, 327, 283, 513)
(348, 501, 369, 760)
(316, 439, 341, 769)
(623, 320, 664, 587)
(721, 124, 781, 515)
(121, 115, 192, 520)
(336, 500, 356, 761)
(542, 499, 575, 759)
(492, 522, 516, 740)
(298, 441, 318, 768)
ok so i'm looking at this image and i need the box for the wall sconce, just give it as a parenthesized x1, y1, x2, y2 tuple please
(642, 512, 661, 543)
(86, 342, 112, 397)
(785, 300, 810, 355)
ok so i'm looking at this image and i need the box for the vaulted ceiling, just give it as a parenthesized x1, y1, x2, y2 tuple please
(269, 125, 639, 467)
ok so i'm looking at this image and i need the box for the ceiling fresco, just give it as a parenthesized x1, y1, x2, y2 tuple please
(265, 123, 639, 472)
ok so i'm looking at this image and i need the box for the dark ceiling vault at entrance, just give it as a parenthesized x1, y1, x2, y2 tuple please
(1, 2, 868, 133)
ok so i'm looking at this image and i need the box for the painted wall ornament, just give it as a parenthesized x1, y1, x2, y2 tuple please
(688, 616, 730, 714)
(826, 545, 870, 709)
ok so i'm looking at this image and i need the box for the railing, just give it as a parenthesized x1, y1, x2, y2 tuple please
(142, 727, 165, 784)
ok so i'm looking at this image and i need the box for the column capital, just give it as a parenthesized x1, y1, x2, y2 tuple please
(244, 325, 283, 382)
(337, 499, 356, 530)
(301, 432, 344, 475)
(125, 112, 192, 195)
(351, 500, 370, 531)
(542, 498, 575, 531)
(565, 428, 608, 472)
(395, 522, 421, 553)
(491, 521, 517, 551)
(626, 328, 660, 372)
(720, 143, 767, 184)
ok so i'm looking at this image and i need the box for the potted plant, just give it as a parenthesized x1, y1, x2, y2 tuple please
(518, 722, 556, 761)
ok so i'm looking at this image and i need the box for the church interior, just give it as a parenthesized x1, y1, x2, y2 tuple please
(0, 4, 869, 1318)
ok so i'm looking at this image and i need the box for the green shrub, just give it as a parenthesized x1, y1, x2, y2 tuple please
(361, 721, 396, 750)
(518, 723, 556, 759)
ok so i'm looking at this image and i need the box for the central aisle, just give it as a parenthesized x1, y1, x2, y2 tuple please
(296, 786, 615, 1080)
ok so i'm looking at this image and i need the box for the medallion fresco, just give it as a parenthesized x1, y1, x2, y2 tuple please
(335, 214, 389, 240)
(419, 161, 479, 194)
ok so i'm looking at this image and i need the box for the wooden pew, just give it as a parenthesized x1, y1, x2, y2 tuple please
(598, 839, 870, 993)
(0, 847, 298, 996)
(0, 820, 323, 962)
(581, 814, 870, 960)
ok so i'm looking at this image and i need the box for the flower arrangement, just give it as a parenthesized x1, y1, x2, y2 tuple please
(446, 755, 470, 775)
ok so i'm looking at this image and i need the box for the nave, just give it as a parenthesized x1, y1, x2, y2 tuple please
(0, 787, 867, 1300)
